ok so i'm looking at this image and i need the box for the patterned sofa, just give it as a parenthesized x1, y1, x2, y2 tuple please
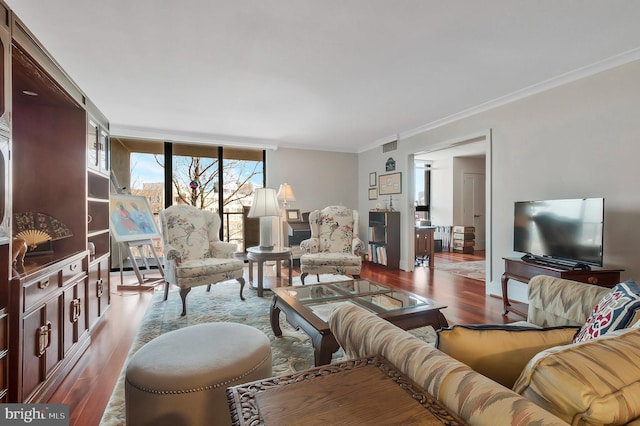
(329, 276, 640, 425)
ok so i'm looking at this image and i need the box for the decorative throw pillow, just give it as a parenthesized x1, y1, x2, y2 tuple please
(435, 324, 580, 388)
(573, 280, 640, 343)
(513, 326, 640, 425)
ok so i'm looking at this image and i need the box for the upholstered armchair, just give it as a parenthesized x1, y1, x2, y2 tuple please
(159, 205, 245, 316)
(299, 205, 366, 284)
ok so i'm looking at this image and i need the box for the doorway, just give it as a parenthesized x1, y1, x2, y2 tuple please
(410, 130, 492, 285)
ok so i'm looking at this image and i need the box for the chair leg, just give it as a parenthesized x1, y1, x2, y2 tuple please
(237, 277, 246, 301)
(300, 272, 308, 285)
(164, 281, 170, 301)
(206, 284, 212, 292)
(179, 287, 191, 316)
(316, 274, 320, 282)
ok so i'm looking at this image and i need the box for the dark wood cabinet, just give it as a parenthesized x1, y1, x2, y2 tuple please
(1, 5, 110, 403)
(501, 257, 623, 318)
(10, 252, 91, 402)
(368, 211, 400, 270)
(87, 256, 110, 331)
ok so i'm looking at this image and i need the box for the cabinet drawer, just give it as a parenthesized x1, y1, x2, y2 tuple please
(24, 274, 60, 312)
(561, 271, 620, 288)
(61, 258, 85, 284)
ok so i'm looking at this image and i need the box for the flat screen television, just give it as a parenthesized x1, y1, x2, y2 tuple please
(513, 197, 604, 269)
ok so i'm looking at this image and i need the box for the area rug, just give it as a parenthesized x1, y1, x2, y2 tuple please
(99, 275, 436, 425)
(434, 260, 486, 282)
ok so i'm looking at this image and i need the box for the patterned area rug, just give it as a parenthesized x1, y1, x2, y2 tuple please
(99, 275, 436, 425)
(434, 260, 486, 282)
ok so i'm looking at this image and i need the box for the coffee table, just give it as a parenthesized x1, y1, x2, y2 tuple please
(270, 279, 448, 366)
(227, 356, 468, 426)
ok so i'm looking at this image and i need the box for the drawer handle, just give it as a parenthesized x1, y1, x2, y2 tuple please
(587, 276, 599, 284)
(37, 321, 52, 357)
(70, 298, 82, 323)
(70, 263, 78, 272)
(97, 279, 104, 298)
(38, 279, 50, 289)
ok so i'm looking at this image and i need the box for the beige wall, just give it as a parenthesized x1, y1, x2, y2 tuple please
(359, 59, 640, 301)
(266, 147, 358, 214)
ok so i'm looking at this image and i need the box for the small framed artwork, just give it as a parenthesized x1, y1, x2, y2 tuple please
(369, 172, 377, 187)
(368, 188, 378, 200)
(286, 209, 302, 222)
(385, 157, 396, 172)
(378, 172, 402, 195)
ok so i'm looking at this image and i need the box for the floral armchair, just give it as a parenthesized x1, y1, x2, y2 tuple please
(299, 205, 366, 284)
(159, 205, 245, 316)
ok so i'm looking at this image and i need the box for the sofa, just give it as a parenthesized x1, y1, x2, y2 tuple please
(328, 275, 640, 425)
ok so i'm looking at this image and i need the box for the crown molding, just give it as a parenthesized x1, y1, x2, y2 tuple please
(385, 48, 640, 144)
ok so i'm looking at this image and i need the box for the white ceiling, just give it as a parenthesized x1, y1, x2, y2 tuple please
(6, 1, 640, 153)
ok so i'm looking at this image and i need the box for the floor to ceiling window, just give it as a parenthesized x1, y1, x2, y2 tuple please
(111, 138, 265, 265)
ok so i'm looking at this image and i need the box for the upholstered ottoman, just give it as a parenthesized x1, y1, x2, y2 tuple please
(125, 323, 272, 426)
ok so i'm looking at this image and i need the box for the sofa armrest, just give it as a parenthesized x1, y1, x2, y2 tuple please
(164, 244, 181, 263)
(329, 304, 569, 426)
(210, 241, 237, 258)
(527, 275, 611, 327)
(299, 237, 319, 253)
(351, 237, 366, 256)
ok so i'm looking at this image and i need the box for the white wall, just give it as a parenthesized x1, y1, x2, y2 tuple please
(358, 59, 640, 302)
(267, 147, 358, 214)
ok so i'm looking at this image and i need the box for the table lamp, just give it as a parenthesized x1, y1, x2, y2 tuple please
(248, 187, 280, 250)
(277, 183, 296, 209)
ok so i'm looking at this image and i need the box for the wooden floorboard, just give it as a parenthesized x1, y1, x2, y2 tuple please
(48, 251, 516, 426)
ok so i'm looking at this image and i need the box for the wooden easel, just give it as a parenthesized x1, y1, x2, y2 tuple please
(117, 239, 165, 290)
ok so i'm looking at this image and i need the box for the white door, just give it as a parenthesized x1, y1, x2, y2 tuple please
(462, 173, 485, 250)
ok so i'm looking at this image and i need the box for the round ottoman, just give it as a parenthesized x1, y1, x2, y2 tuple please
(125, 323, 272, 426)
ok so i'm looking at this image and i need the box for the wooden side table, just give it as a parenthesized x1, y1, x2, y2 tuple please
(227, 356, 467, 426)
(502, 257, 623, 318)
(246, 246, 293, 297)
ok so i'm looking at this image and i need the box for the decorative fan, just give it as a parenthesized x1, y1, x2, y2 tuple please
(13, 212, 73, 250)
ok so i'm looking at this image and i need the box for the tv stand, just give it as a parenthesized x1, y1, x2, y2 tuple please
(520, 254, 591, 271)
(502, 257, 623, 318)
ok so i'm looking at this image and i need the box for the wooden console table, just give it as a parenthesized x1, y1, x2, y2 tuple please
(227, 356, 467, 425)
(502, 257, 623, 318)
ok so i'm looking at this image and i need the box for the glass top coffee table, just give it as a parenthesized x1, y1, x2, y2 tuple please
(270, 279, 448, 366)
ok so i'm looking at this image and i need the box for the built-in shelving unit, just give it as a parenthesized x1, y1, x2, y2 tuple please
(368, 211, 400, 270)
(0, 3, 111, 402)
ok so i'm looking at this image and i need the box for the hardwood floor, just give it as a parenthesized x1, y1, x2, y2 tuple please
(48, 250, 517, 425)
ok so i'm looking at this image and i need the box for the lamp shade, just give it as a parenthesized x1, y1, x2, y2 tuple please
(248, 188, 280, 218)
(277, 183, 296, 203)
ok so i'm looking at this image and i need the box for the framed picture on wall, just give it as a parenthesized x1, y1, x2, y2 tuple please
(378, 172, 402, 195)
(369, 172, 377, 187)
(368, 188, 378, 200)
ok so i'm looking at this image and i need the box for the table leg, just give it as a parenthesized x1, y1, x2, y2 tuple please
(312, 334, 340, 366)
(276, 259, 282, 278)
(288, 253, 293, 285)
(257, 259, 264, 297)
(501, 272, 511, 315)
(270, 297, 283, 336)
(428, 230, 435, 268)
(248, 259, 254, 285)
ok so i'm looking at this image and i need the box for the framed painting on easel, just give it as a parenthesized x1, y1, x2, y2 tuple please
(109, 194, 161, 242)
